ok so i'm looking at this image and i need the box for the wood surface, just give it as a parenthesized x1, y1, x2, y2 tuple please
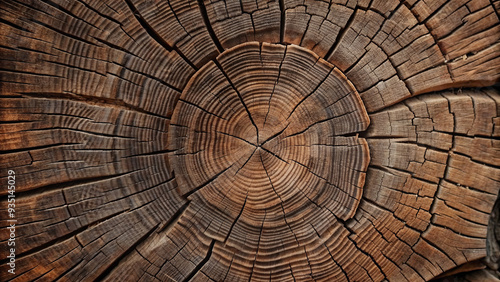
(0, 0, 499, 281)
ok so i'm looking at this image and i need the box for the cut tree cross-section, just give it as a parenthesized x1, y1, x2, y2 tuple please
(0, 0, 499, 281)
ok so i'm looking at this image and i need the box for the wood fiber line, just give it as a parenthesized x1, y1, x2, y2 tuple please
(0, 0, 499, 281)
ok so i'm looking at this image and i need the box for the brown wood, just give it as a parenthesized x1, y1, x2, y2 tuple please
(0, 0, 499, 281)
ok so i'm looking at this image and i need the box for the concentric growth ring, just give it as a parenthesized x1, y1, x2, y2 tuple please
(168, 42, 370, 221)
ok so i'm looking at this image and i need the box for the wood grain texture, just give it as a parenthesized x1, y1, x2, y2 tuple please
(0, 0, 499, 281)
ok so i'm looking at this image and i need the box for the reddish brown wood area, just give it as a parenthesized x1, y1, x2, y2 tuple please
(0, 0, 499, 281)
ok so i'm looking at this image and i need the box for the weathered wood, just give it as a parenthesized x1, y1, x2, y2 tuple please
(0, 0, 499, 281)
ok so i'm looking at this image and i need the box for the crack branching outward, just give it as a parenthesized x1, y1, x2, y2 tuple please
(224, 193, 248, 243)
(279, 0, 286, 43)
(216, 131, 257, 147)
(259, 123, 289, 147)
(287, 67, 336, 120)
(233, 147, 258, 176)
(324, 8, 358, 61)
(264, 45, 287, 127)
(182, 164, 234, 198)
(179, 98, 227, 120)
(213, 59, 260, 143)
(122, 0, 197, 70)
(95, 222, 160, 281)
(20, 91, 171, 120)
(197, 0, 224, 53)
(248, 210, 266, 282)
(181, 240, 216, 282)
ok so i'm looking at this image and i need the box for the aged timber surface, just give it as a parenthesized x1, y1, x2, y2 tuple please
(0, 0, 499, 281)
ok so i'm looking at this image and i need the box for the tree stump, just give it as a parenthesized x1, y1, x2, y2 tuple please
(0, 0, 499, 281)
